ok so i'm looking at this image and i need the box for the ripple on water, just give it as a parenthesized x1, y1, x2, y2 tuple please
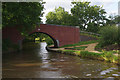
(60, 59, 65, 62)
(3, 42, 119, 78)
(112, 74, 119, 77)
(86, 74, 91, 76)
(100, 67, 119, 78)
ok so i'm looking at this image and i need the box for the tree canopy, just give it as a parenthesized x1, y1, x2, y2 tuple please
(46, 7, 76, 26)
(71, 2, 108, 32)
(46, 1, 108, 33)
(2, 2, 44, 34)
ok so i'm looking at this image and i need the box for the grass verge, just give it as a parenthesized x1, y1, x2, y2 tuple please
(61, 40, 99, 48)
(72, 46, 87, 50)
(56, 49, 119, 65)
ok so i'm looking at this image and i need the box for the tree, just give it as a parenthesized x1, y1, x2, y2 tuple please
(99, 25, 118, 47)
(71, 1, 108, 33)
(107, 14, 116, 25)
(2, 2, 45, 34)
(106, 14, 120, 26)
(115, 16, 120, 24)
(46, 7, 76, 26)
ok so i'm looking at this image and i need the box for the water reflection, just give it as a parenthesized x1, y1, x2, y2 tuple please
(2, 42, 119, 78)
(38, 42, 62, 78)
(38, 42, 49, 63)
(39, 42, 48, 54)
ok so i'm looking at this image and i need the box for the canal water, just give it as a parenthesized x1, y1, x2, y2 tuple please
(2, 42, 120, 79)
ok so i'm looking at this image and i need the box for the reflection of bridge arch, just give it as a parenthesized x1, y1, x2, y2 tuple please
(2, 24, 80, 49)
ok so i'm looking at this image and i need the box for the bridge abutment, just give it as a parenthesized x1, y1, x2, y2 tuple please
(2, 24, 80, 51)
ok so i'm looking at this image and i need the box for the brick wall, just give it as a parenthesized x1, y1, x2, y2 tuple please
(2, 24, 80, 47)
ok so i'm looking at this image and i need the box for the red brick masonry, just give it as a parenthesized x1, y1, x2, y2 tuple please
(2, 24, 80, 47)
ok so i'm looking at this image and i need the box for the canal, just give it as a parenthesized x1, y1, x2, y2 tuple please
(2, 42, 120, 79)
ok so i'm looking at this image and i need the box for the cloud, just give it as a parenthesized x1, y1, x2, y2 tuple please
(42, 0, 72, 23)
(41, 0, 119, 23)
(89, 0, 119, 16)
(43, 0, 72, 11)
(86, 0, 118, 3)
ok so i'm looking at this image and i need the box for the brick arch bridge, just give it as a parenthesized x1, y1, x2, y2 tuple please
(26, 32, 59, 48)
(2, 24, 80, 49)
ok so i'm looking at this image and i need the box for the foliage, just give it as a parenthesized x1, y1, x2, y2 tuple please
(2, 39, 19, 51)
(23, 32, 54, 46)
(95, 43, 119, 52)
(80, 51, 102, 58)
(95, 43, 102, 52)
(71, 1, 108, 32)
(62, 50, 76, 53)
(80, 32, 100, 39)
(99, 25, 118, 47)
(46, 7, 76, 26)
(2, 2, 44, 34)
(118, 26, 120, 45)
(46, 1, 108, 33)
(2, 39, 12, 51)
(114, 15, 120, 24)
(45, 36, 54, 45)
(107, 15, 120, 25)
(79, 50, 118, 63)
(62, 40, 98, 47)
(59, 49, 118, 64)
(102, 50, 118, 63)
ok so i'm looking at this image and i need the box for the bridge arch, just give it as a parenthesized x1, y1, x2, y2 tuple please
(23, 32, 59, 48)
(2, 24, 80, 50)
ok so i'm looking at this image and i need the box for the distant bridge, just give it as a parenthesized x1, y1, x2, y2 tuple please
(2, 24, 80, 49)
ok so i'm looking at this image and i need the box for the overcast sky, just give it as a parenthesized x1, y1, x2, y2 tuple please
(41, 0, 119, 23)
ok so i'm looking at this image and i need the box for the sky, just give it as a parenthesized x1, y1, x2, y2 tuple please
(41, 0, 119, 23)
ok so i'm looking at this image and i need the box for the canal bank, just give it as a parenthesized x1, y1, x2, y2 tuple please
(46, 44, 119, 65)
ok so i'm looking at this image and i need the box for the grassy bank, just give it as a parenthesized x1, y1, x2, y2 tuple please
(72, 46, 87, 50)
(61, 40, 99, 48)
(55, 49, 119, 65)
(48, 39, 119, 65)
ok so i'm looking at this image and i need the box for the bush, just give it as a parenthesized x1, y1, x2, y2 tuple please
(45, 37, 54, 46)
(118, 26, 120, 45)
(102, 50, 118, 63)
(99, 25, 118, 47)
